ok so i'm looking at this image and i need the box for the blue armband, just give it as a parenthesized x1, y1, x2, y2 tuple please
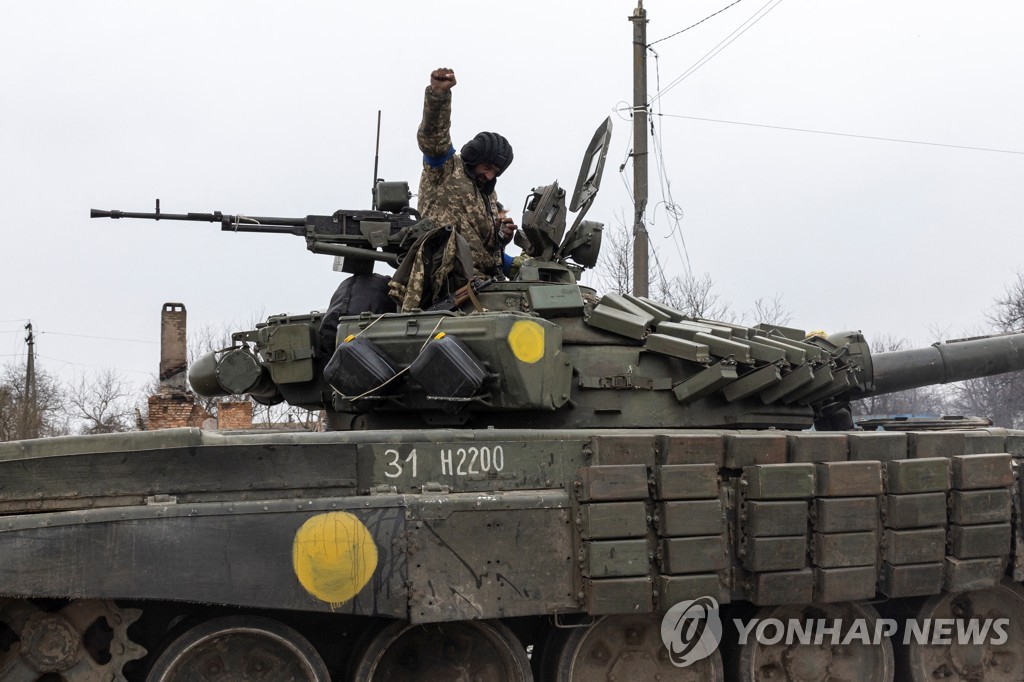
(423, 145, 456, 169)
(502, 252, 513, 277)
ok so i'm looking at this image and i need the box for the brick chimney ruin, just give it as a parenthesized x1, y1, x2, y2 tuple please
(146, 303, 211, 430)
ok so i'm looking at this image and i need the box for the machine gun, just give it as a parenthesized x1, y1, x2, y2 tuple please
(91, 181, 421, 274)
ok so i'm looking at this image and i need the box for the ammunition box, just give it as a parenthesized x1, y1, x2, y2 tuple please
(948, 523, 1011, 559)
(813, 497, 878, 533)
(943, 556, 1006, 593)
(260, 321, 317, 384)
(657, 574, 727, 609)
(656, 434, 725, 467)
(812, 531, 879, 568)
(878, 562, 944, 598)
(950, 454, 1013, 490)
(660, 536, 727, 574)
(528, 284, 585, 317)
(882, 493, 948, 529)
(579, 501, 649, 540)
(882, 528, 946, 565)
(885, 458, 951, 494)
(847, 432, 908, 462)
(656, 500, 723, 537)
(581, 539, 650, 578)
(948, 489, 1012, 526)
(586, 304, 649, 339)
(722, 364, 783, 403)
(588, 435, 656, 466)
(742, 463, 815, 499)
(745, 500, 809, 537)
(908, 431, 965, 459)
(724, 433, 788, 469)
(814, 566, 877, 603)
(1005, 433, 1024, 457)
(652, 464, 719, 500)
(740, 535, 808, 572)
(599, 293, 656, 325)
(644, 333, 711, 363)
(577, 465, 649, 502)
(963, 432, 1008, 455)
(815, 461, 883, 497)
(584, 577, 653, 615)
(745, 568, 814, 605)
(786, 433, 848, 463)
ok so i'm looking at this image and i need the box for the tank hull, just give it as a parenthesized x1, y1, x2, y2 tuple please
(2, 425, 1023, 680)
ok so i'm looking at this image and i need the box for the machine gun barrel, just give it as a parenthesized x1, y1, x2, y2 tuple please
(91, 208, 306, 230)
(866, 332, 1024, 396)
(91, 203, 421, 273)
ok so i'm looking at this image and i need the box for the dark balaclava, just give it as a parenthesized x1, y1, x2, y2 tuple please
(461, 132, 513, 194)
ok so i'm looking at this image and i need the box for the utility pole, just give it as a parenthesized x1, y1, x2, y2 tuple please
(22, 322, 36, 438)
(630, 0, 650, 297)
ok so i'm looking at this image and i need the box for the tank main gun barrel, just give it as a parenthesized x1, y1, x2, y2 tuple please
(863, 332, 1024, 397)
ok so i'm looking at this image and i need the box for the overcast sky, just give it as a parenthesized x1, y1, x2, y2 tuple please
(3, 1, 1023, 397)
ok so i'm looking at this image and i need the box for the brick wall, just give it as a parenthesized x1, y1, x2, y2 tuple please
(147, 393, 211, 431)
(218, 401, 253, 430)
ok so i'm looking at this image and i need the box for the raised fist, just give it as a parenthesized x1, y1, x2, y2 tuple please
(429, 67, 457, 93)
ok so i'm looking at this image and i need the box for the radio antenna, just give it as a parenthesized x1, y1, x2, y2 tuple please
(371, 110, 382, 209)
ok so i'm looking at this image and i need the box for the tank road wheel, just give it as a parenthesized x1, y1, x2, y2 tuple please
(0, 598, 146, 682)
(732, 602, 893, 682)
(539, 614, 724, 682)
(348, 619, 533, 681)
(145, 615, 329, 682)
(901, 580, 1024, 681)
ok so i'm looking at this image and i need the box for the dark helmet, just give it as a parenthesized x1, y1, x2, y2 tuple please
(460, 132, 514, 176)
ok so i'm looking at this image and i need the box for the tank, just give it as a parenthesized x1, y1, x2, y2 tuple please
(7, 118, 1024, 681)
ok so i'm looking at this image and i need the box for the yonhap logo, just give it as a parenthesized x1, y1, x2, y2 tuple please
(660, 596, 723, 667)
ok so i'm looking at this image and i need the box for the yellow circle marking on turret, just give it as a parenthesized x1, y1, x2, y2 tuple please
(292, 512, 378, 608)
(508, 320, 545, 364)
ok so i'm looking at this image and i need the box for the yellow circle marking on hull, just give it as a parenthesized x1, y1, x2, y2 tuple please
(508, 319, 545, 364)
(292, 511, 378, 608)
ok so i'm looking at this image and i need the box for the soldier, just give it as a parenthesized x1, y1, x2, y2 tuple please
(416, 67, 517, 277)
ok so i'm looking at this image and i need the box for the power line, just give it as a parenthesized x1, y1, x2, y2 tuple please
(650, 0, 784, 106)
(39, 330, 158, 345)
(648, 0, 745, 47)
(655, 112, 1024, 156)
(36, 354, 155, 377)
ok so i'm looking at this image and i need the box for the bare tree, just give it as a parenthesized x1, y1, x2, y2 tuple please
(988, 271, 1024, 332)
(746, 294, 792, 327)
(595, 218, 734, 320)
(943, 274, 1024, 427)
(0, 362, 70, 441)
(67, 369, 140, 435)
(595, 210, 633, 296)
(655, 272, 733, 321)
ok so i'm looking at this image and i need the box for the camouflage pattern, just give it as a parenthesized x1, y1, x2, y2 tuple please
(387, 221, 465, 312)
(417, 87, 503, 278)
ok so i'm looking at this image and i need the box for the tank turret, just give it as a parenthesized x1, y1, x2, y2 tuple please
(164, 116, 1024, 435)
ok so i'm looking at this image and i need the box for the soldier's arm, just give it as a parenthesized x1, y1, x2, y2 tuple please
(418, 68, 456, 162)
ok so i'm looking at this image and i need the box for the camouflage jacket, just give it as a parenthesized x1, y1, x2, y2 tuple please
(417, 87, 502, 278)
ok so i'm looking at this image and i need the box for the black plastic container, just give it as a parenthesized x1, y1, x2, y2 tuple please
(324, 335, 398, 398)
(409, 333, 488, 400)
